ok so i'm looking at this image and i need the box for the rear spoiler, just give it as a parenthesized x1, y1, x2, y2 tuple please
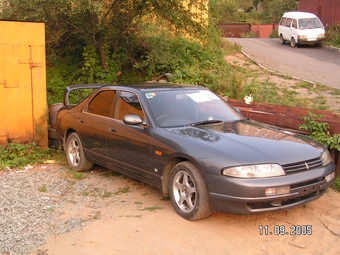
(63, 84, 107, 106)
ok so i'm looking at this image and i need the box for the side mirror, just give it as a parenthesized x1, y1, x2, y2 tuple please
(123, 114, 143, 125)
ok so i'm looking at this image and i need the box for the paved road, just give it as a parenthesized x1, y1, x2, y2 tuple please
(225, 38, 340, 89)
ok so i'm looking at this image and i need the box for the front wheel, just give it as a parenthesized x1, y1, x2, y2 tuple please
(290, 37, 297, 47)
(169, 162, 212, 220)
(66, 133, 93, 172)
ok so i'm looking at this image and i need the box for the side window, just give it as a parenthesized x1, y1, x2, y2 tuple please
(292, 19, 297, 29)
(279, 17, 287, 26)
(87, 90, 116, 117)
(285, 18, 292, 27)
(115, 91, 144, 121)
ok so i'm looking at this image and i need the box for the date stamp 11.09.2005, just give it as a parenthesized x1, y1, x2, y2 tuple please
(258, 225, 312, 236)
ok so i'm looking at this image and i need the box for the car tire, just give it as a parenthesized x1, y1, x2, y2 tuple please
(279, 35, 285, 45)
(66, 133, 93, 172)
(169, 161, 212, 220)
(290, 37, 297, 47)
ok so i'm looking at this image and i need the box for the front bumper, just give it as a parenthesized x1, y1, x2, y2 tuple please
(298, 37, 324, 45)
(204, 163, 335, 215)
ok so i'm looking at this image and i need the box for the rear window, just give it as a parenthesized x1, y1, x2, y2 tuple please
(279, 17, 287, 26)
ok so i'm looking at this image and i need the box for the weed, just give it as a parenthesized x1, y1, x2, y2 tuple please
(329, 89, 340, 96)
(114, 185, 130, 195)
(142, 206, 164, 212)
(39, 184, 47, 192)
(46, 206, 54, 212)
(78, 190, 90, 196)
(294, 81, 312, 89)
(125, 215, 143, 218)
(134, 201, 143, 205)
(91, 211, 101, 219)
(72, 172, 83, 179)
(102, 191, 112, 198)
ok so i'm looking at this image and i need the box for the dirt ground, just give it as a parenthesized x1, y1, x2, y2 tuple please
(30, 163, 340, 255)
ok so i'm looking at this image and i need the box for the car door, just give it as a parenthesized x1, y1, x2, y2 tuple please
(75, 90, 116, 164)
(285, 18, 293, 40)
(106, 90, 153, 182)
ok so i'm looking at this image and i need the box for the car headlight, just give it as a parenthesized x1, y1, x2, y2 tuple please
(321, 150, 332, 166)
(222, 164, 285, 178)
(318, 33, 325, 38)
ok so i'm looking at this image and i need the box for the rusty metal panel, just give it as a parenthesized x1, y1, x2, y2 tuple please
(217, 23, 251, 38)
(251, 24, 278, 38)
(0, 21, 47, 146)
(228, 99, 340, 134)
(298, 0, 340, 26)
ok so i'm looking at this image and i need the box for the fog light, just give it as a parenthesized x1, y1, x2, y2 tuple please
(325, 172, 335, 182)
(265, 186, 290, 196)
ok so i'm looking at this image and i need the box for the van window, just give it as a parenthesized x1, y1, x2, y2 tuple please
(285, 18, 292, 27)
(292, 19, 297, 29)
(279, 17, 287, 26)
(299, 18, 323, 29)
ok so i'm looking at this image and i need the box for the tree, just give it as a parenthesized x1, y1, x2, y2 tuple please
(2, 0, 208, 83)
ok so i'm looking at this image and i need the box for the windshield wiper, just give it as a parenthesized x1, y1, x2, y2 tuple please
(189, 120, 223, 126)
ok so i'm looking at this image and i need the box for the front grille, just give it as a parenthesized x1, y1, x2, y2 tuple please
(282, 157, 323, 174)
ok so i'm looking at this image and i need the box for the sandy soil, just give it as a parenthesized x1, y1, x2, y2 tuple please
(31, 163, 340, 255)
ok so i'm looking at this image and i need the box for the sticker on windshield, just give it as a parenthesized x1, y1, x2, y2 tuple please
(187, 91, 219, 102)
(145, 93, 156, 99)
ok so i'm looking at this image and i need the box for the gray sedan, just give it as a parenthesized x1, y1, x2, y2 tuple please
(55, 83, 336, 220)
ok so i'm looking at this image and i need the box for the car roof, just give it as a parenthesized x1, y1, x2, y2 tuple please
(283, 11, 318, 19)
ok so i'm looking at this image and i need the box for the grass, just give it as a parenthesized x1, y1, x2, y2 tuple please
(38, 184, 47, 192)
(114, 185, 131, 195)
(142, 206, 164, 212)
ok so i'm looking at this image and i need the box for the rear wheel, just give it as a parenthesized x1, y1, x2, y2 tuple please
(66, 133, 93, 172)
(169, 161, 212, 220)
(290, 37, 297, 47)
(279, 35, 285, 45)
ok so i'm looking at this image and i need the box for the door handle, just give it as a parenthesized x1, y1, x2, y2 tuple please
(109, 127, 116, 132)
(79, 119, 84, 124)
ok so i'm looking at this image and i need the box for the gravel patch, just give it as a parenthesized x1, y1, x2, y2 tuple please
(0, 164, 122, 255)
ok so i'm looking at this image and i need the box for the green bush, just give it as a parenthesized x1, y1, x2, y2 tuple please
(325, 24, 340, 48)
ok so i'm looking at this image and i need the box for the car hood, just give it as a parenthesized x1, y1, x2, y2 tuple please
(168, 120, 324, 165)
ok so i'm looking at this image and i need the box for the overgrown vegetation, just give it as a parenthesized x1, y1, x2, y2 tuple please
(325, 24, 340, 48)
(298, 113, 340, 191)
(299, 112, 340, 151)
(0, 143, 64, 169)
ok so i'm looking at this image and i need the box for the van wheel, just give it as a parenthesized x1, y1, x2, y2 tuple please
(290, 37, 297, 47)
(279, 35, 285, 45)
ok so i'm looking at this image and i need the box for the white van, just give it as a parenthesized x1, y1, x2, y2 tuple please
(278, 11, 325, 47)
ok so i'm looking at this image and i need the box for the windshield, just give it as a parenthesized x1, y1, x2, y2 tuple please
(145, 89, 242, 127)
(298, 18, 323, 29)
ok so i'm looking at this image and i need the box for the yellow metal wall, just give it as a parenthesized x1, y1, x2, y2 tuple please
(0, 21, 47, 146)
